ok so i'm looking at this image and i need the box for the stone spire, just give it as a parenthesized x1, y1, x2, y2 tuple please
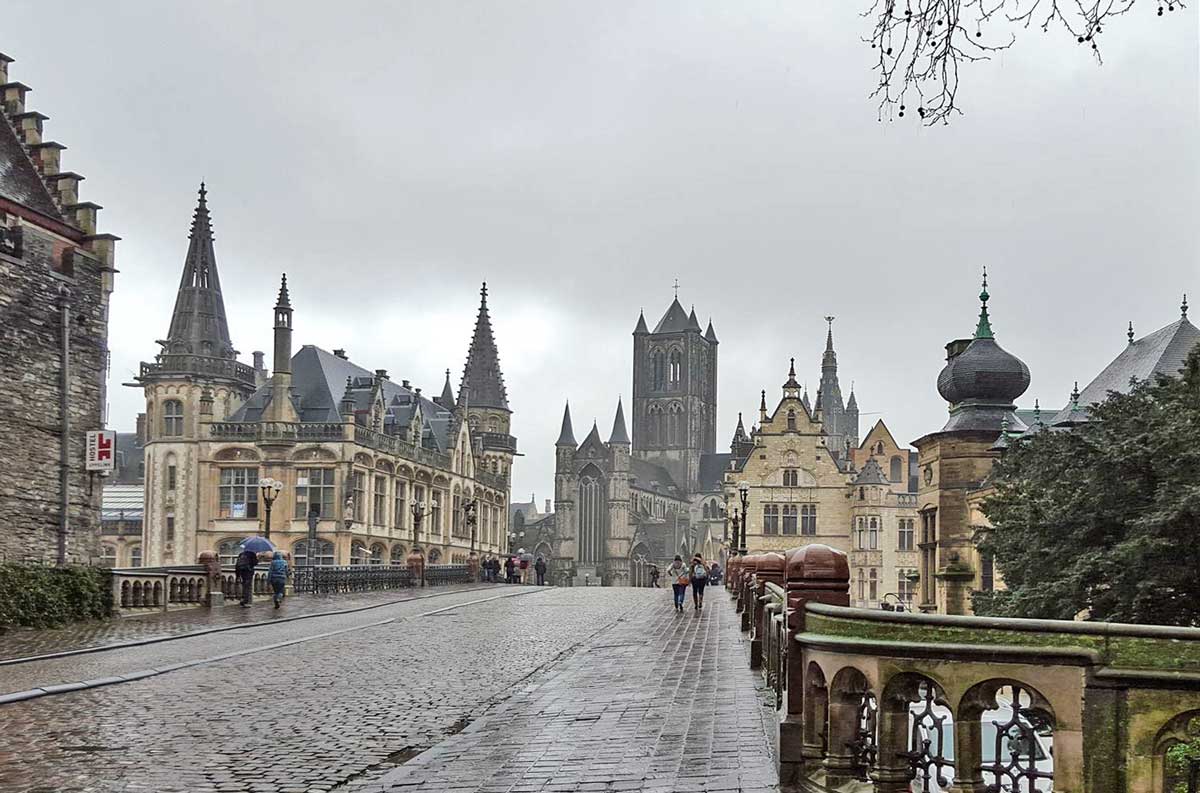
(556, 402, 577, 447)
(609, 397, 630, 445)
(705, 319, 718, 344)
(974, 267, 994, 340)
(816, 316, 845, 417)
(459, 282, 509, 411)
(437, 369, 455, 408)
(633, 310, 649, 335)
(162, 183, 236, 359)
(1183, 293, 1190, 320)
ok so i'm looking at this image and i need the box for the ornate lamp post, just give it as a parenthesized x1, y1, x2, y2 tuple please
(737, 480, 750, 556)
(463, 498, 479, 580)
(409, 502, 427, 586)
(258, 477, 283, 540)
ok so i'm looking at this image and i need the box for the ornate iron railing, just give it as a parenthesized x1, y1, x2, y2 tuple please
(901, 681, 954, 792)
(425, 564, 472, 586)
(984, 684, 1054, 793)
(849, 691, 879, 779)
(292, 564, 414, 594)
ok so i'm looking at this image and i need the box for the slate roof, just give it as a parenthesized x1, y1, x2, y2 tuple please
(629, 457, 681, 496)
(229, 345, 455, 451)
(698, 452, 732, 493)
(101, 484, 145, 521)
(652, 298, 691, 334)
(0, 102, 62, 219)
(853, 457, 888, 485)
(556, 402, 577, 446)
(609, 399, 630, 445)
(162, 185, 237, 359)
(459, 283, 510, 411)
(1050, 316, 1200, 425)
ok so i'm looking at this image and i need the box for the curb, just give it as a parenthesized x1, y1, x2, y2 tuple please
(0, 583, 505, 667)
(0, 587, 550, 707)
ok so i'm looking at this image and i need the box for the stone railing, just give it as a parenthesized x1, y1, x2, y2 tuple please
(110, 564, 270, 615)
(206, 421, 344, 443)
(353, 425, 452, 469)
(140, 354, 256, 386)
(727, 545, 1200, 793)
(476, 432, 517, 453)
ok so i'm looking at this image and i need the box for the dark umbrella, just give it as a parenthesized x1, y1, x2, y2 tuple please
(240, 536, 275, 554)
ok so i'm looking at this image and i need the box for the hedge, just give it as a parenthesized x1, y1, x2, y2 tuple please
(0, 564, 112, 632)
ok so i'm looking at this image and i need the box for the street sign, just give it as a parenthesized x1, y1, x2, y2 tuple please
(85, 430, 115, 473)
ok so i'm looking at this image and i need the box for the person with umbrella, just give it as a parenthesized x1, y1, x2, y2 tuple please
(236, 537, 273, 607)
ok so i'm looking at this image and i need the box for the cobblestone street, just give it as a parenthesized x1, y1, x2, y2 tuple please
(0, 588, 778, 793)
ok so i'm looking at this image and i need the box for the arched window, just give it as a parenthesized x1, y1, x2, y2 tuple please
(370, 543, 386, 565)
(390, 545, 407, 564)
(702, 502, 711, 519)
(129, 545, 143, 568)
(890, 455, 903, 483)
(578, 465, 605, 564)
(350, 541, 368, 565)
(669, 350, 682, 384)
(99, 545, 117, 568)
(162, 400, 184, 437)
(857, 568, 866, 600)
(869, 518, 878, 550)
(652, 351, 666, 389)
(294, 539, 334, 566)
(787, 410, 797, 431)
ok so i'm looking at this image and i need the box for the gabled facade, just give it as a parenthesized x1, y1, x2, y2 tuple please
(0, 52, 118, 564)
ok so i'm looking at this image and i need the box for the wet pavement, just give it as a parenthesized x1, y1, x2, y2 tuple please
(0, 588, 778, 793)
(0, 583, 490, 662)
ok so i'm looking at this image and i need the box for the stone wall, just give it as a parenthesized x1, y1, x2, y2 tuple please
(0, 220, 111, 564)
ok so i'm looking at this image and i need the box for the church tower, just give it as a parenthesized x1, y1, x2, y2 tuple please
(459, 282, 517, 483)
(814, 317, 857, 464)
(631, 296, 718, 491)
(134, 185, 260, 566)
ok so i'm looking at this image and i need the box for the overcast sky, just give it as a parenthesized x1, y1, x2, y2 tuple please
(9, 2, 1197, 504)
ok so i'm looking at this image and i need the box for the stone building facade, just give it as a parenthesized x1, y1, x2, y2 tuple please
(0, 52, 117, 565)
(131, 188, 513, 568)
(550, 297, 729, 586)
(725, 355, 917, 609)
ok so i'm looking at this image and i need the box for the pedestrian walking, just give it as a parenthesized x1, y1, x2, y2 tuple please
(519, 555, 530, 584)
(504, 556, 516, 584)
(235, 546, 259, 607)
(690, 553, 709, 611)
(268, 550, 289, 609)
(534, 555, 548, 586)
(667, 555, 688, 613)
(649, 563, 660, 588)
(708, 561, 721, 587)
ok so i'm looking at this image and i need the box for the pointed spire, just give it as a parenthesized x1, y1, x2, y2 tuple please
(734, 412, 746, 438)
(438, 368, 455, 407)
(784, 357, 800, 388)
(847, 384, 858, 410)
(609, 397, 630, 445)
(687, 306, 702, 331)
(760, 389, 767, 411)
(1071, 381, 1080, 411)
(634, 310, 649, 335)
(802, 385, 812, 413)
(556, 402, 576, 447)
(824, 316, 836, 352)
(340, 376, 356, 418)
(163, 183, 236, 359)
(581, 420, 603, 449)
(459, 281, 509, 411)
(1183, 293, 1189, 319)
(275, 273, 291, 308)
(974, 267, 994, 339)
(704, 318, 718, 344)
(1128, 321, 1135, 345)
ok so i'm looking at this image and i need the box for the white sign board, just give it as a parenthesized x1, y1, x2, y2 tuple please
(86, 430, 116, 473)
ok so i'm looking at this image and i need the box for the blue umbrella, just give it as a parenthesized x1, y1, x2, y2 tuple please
(240, 536, 275, 553)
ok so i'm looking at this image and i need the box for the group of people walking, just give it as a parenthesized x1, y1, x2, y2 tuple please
(665, 553, 719, 613)
(234, 547, 289, 609)
(481, 555, 549, 585)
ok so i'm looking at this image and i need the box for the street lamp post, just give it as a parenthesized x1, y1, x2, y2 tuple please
(464, 499, 478, 556)
(411, 502, 426, 586)
(730, 509, 741, 558)
(737, 481, 750, 556)
(258, 477, 283, 540)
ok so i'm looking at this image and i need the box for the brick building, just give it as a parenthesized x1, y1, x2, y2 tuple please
(0, 52, 117, 565)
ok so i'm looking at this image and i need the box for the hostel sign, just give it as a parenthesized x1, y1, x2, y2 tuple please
(86, 430, 116, 473)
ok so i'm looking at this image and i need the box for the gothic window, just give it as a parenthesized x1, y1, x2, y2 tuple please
(218, 468, 259, 518)
(801, 504, 817, 535)
(856, 517, 865, 549)
(391, 545, 406, 565)
(787, 410, 797, 431)
(763, 504, 779, 535)
(393, 481, 407, 529)
(352, 471, 367, 523)
(702, 502, 711, 519)
(669, 349, 682, 384)
(868, 568, 878, 601)
(980, 551, 995, 592)
(578, 466, 605, 564)
(652, 350, 666, 389)
(431, 491, 443, 538)
(782, 505, 798, 535)
(857, 568, 866, 600)
(295, 469, 336, 519)
(899, 519, 914, 551)
(373, 476, 388, 526)
(370, 543, 386, 565)
(868, 517, 878, 550)
(890, 455, 903, 483)
(162, 400, 184, 437)
(783, 469, 799, 487)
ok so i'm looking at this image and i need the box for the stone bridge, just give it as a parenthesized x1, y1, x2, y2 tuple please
(728, 545, 1200, 793)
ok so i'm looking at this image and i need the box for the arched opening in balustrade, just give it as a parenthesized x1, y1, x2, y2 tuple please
(828, 666, 876, 782)
(878, 672, 954, 792)
(959, 678, 1055, 793)
(120, 580, 131, 607)
(1153, 709, 1200, 793)
(803, 662, 829, 759)
(132, 580, 144, 607)
(151, 581, 162, 606)
(169, 578, 180, 602)
(390, 545, 406, 565)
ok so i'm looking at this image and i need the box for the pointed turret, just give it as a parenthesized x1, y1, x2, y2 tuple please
(652, 297, 690, 334)
(704, 319, 718, 344)
(609, 398, 630, 445)
(815, 316, 847, 446)
(556, 402, 577, 447)
(784, 357, 800, 388)
(633, 310, 649, 335)
(437, 369, 455, 408)
(846, 387, 857, 411)
(687, 306, 702, 332)
(272, 273, 292, 375)
(802, 386, 812, 414)
(340, 377, 356, 419)
(974, 267, 994, 339)
(163, 183, 236, 360)
(459, 282, 509, 411)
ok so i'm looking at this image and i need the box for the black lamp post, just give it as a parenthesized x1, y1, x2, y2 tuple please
(411, 502, 426, 586)
(737, 481, 750, 556)
(464, 499, 478, 557)
(258, 477, 283, 540)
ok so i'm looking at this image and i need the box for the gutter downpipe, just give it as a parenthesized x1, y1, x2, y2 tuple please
(57, 286, 71, 567)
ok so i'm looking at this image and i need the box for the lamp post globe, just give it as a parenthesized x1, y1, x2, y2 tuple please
(259, 477, 283, 540)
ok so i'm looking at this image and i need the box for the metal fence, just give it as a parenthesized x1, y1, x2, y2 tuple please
(291, 563, 473, 594)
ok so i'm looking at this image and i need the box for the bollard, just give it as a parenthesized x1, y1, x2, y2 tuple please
(198, 551, 224, 608)
(467, 554, 480, 582)
(779, 544, 849, 785)
(749, 552, 785, 669)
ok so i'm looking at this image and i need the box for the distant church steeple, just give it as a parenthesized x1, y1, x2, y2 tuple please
(459, 282, 509, 412)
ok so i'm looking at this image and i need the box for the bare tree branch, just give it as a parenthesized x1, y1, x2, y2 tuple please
(865, 0, 1184, 125)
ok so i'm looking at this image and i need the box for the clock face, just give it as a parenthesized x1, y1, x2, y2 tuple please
(923, 465, 933, 485)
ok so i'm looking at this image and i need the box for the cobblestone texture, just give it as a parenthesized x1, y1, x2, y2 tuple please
(0, 583, 489, 662)
(0, 588, 777, 793)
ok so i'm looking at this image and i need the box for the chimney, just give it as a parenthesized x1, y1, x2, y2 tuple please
(135, 413, 147, 445)
(333, 348, 348, 360)
(401, 379, 411, 389)
(0, 52, 12, 84)
(375, 369, 388, 381)
(252, 351, 265, 372)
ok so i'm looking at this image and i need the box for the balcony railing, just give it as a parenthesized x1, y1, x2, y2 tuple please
(206, 421, 344, 443)
(353, 425, 452, 469)
(139, 354, 257, 386)
(476, 432, 518, 453)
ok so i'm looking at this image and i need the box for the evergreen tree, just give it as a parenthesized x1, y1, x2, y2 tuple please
(978, 347, 1200, 626)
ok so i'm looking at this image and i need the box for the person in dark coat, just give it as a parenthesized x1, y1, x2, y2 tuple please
(268, 551, 289, 609)
(534, 556, 548, 586)
(235, 547, 259, 607)
(504, 556, 516, 584)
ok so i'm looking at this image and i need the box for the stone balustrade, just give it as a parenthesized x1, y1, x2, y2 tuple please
(727, 545, 1200, 793)
(111, 564, 268, 615)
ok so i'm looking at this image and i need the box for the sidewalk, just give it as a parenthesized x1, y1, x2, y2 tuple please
(352, 588, 779, 793)
(0, 583, 491, 662)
